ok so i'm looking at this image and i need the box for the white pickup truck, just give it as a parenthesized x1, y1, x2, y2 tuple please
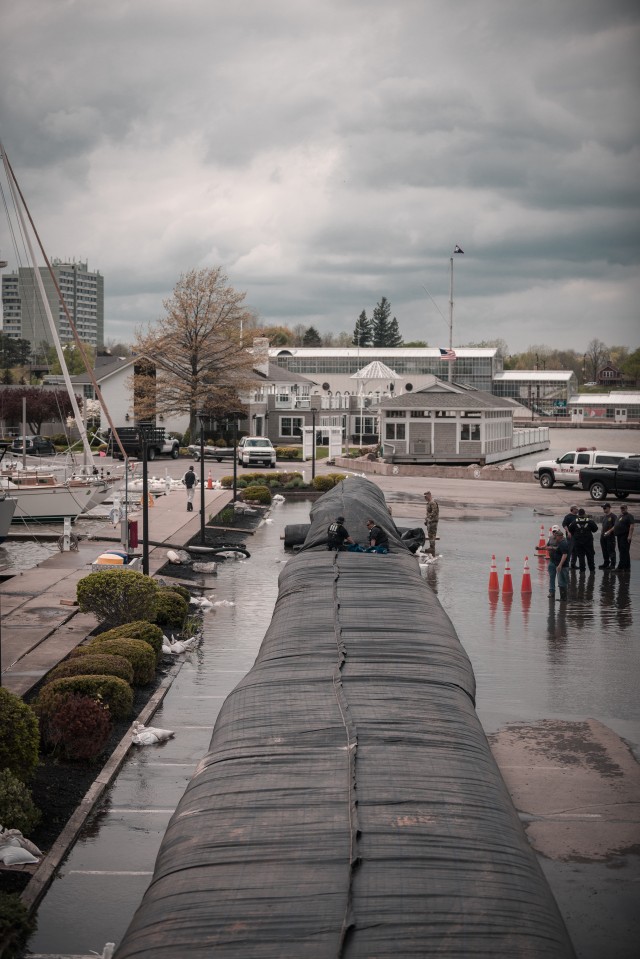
(534, 448, 628, 489)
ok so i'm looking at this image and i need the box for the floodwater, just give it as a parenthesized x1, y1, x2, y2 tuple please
(27, 496, 640, 957)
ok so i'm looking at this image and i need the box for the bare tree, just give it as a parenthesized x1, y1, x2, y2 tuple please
(133, 268, 257, 439)
(584, 338, 609, 382)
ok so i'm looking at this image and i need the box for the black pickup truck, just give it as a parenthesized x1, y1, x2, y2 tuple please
(579, 456, 640, 501)
(108, 426, 180, 461)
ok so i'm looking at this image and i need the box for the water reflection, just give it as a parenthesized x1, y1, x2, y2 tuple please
(546, 601, 568, 666)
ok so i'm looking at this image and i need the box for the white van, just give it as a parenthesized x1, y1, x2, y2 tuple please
(534, 449, 629, 489)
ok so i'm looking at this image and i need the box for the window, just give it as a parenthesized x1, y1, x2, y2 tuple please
(280, 416, 303, 437)
(387, 411, 405, 418)
(410, 410, 430, 418)
(385, 422, 406, 440)
(461, 423, 480, 441)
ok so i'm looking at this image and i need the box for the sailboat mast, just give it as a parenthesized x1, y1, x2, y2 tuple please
(2, 152, 93, 462)
(0, 141, 127, 462)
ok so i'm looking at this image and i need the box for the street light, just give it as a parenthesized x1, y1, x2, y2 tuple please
(138, 423, 152, 575)
(197, 412, 206, 545)
(311, 407, 316, 480)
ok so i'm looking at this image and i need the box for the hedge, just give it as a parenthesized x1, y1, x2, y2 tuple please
(91, 621, 164, 663)
(44, 653, 135, 687)
(35, 674, 134, 722)
(154, 589, 188, 629)
(0, 769, 41, 835)
(0, 687, 40, 782)
(80, 637, 157, 686)
(76, 568, 158, 626)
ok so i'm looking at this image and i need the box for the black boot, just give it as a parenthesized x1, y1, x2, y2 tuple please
(558, 589, 568, 602)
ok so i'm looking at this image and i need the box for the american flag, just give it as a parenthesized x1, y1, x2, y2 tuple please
(439, 347, 457, 360)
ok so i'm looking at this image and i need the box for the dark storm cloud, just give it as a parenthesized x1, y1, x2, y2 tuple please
(1, 0, 638, 352)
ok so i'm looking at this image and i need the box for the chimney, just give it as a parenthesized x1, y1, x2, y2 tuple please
(252, 337, 270, 377)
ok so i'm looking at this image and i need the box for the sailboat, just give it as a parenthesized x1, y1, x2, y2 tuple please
(0, 492, 17, 542)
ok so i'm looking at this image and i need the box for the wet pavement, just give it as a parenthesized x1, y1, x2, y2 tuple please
(25, 494, 640, 959)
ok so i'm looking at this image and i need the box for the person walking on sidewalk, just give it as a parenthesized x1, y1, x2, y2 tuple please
(183, 464, 197, 512)
(599, 504, 617, 569)
(547, 525, 570, 601)
(423, 491, 439, 555)
(614, 504, 634, 571)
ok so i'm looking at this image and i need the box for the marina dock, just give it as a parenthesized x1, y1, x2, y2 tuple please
(0, 486, 233, 696)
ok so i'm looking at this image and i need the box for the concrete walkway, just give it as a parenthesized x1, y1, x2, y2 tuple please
(0, 487, 233, 696)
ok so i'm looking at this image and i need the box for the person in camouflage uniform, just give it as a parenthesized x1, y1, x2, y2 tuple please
(423, 490, 439, 555)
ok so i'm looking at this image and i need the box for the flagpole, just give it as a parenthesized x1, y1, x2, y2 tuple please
(448, 255, 454, 383)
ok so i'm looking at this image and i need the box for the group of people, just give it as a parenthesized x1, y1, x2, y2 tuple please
(547, 502, 634, 601)
(327, 490, 440, 557)
(327, 516, 389, 554)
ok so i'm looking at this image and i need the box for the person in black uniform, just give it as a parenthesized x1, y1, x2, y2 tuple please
(599, 504, 617, 569)
(327, 516, 354, 551)
(562, 505, 579, 568)
(365, 519, 389, 553)
(567, 507, 598, 571)
(613, 504, 634, 571)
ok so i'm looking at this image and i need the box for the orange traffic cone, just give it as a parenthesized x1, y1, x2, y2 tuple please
(521, 556, 532, 593)
(502, 556, 513, 594)
(488, 554, 500, 592)
(207, 470, 213, 489)
(535, 524, 546, 552)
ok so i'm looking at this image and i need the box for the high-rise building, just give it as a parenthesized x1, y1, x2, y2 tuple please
(1, 260, 104, 356)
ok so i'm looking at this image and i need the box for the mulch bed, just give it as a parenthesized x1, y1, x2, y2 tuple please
(0, 512, 263, 899)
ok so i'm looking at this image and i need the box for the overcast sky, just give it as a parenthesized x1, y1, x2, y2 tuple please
(1, 0, 638, 355)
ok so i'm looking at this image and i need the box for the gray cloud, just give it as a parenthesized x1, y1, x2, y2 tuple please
(1, 0, 638, 354)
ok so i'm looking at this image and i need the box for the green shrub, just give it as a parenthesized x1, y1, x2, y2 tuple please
(0, 892, 37, 959)
(153, 589, 188, 629)
(50, 432, 68, 445)
(166, 584, 191, 603)
(76, 569, 158, 627)
(45, 653, 135, 687)
(0, 687, 40, 782)
(325, 472, 347, 486)
(276, 445, 302, 459)
(284, 477, 306, 489)
(279, 471, 305, 485)
(312, 475, 335, 492)
(42, 693, 113, 760)
(92, 621, 164, 663)
(80, 637, 157, 686)
(243, 484, 272, 504)
(0, 769, 41, 835)
(35, 675, 134, 722)
(220, 474, 233, 488)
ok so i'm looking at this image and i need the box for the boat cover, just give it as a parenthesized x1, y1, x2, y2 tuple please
(116, 477, 574, 958)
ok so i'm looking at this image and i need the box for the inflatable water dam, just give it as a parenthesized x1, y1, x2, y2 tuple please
(115, 477, 574, 958)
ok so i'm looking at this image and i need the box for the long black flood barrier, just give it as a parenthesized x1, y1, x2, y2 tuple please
(116, 477, 575, 958)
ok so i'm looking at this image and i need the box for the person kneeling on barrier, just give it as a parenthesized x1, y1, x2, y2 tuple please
(365, 518, 389, 554)
(327, 516, 354, 551)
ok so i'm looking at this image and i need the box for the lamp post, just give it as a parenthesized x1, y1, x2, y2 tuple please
(197, 412, 206, 545)
(311, 407, 316, 480)
(139, 424, 151, 575)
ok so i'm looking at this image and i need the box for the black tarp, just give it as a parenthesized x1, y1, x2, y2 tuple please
(116, 478, 574, 958)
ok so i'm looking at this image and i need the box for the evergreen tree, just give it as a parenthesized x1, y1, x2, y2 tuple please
(302, 326, 322, 346)
(352, 310, 372, 348)
(372, 297, 398, 347)
(387, 317, 403, 348)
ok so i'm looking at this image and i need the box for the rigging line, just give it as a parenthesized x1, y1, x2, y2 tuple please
(0, 141, 127, 462)
(421, 284, 448, 326)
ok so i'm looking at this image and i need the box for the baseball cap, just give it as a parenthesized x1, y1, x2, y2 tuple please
(551, 525, 561, 533)
(602, 504, 611, 509)
(578, 508, 586, 516)
(336, 516, 345, 523)
(620, 504, 628, 511)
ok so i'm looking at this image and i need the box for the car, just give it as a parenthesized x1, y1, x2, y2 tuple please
(237, 436, 277, 468)
(188, 444, 236, 462)
(10, 435, 56, 456)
